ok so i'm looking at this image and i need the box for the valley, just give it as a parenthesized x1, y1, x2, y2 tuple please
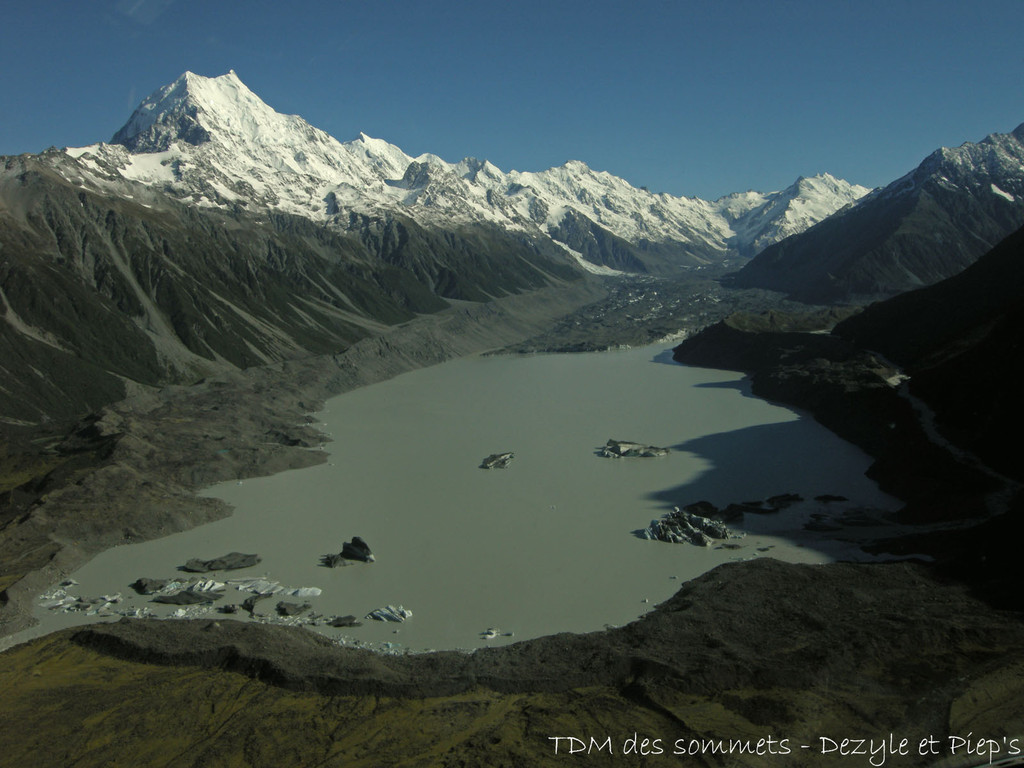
(2, 248, 1023, 765)
(1, 67, 1023, 766)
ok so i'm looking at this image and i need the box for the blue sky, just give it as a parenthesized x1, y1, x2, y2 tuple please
(2, 0, 1022, 199)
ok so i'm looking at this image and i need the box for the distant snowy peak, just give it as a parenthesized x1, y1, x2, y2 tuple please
(68, 70, 871, 266)
(726, 173, 871, 256)
(110, 72, 211, 151)
(926, 122, 1024, 181)
(112, 70, 323, 154)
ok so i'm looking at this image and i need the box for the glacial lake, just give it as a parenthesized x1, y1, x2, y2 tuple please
(21, 344, 900, 652)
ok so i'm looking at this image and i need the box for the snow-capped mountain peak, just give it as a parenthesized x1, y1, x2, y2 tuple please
(865, 122, 1024, 207)
(729, 173, 871, 256)
(90, 71, 414, 216)
(64, 70, 872, 268)
(732, 121, 1024, 301)
(111, 70, 279, 151)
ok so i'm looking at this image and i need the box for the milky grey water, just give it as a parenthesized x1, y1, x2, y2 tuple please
(20, 345, 898, 652)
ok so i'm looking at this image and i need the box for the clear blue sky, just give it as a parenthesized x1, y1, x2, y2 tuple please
(2, 0, 1022, 200)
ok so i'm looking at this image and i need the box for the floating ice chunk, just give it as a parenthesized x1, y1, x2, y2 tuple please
(39, 587, 68, 604)
(366, 604, 412, 622)
(40, 595, 77, 610)
(230, 578, 282, 595)
(480, 627, 514, 640)
(188, 579, 226, 593)
(281, 587, 322, 598)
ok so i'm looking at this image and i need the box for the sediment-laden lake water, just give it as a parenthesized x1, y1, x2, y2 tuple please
(24, 345, 899, 652)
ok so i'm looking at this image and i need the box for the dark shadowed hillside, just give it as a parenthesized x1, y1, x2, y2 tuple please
(834, 223, 1024, 481)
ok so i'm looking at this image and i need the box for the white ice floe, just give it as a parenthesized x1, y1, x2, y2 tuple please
(480, 627, 514, 640)
(366, 604, 413, 622)
(187, 579, 226, 593)
(280, 587, 322, 598)
(228, 578, 283, 595)
(226, 579, 320, 598)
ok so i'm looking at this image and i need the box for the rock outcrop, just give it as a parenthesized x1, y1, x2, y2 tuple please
(152, 591, 220, 606)
(321, 537, 375, 566)
(130, 578, 169, 596)
(275, 602, 311, 617)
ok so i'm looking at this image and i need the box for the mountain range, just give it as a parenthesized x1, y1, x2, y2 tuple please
(3, 70, 1024, 765)
(2, 69, 1023, 430)
(64, 70, 869, 272)
(0, 70, 877, 427)
(732, 121, 1024, 302)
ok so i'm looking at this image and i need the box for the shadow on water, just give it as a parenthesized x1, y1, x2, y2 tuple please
(650, 351, 774, 406)
(650, 350, 769, 404)
(650, 348, 682, 366)
(643, 418, 901, 561)
(690, 378, 791, 407)
(692, 378, 747, 392)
